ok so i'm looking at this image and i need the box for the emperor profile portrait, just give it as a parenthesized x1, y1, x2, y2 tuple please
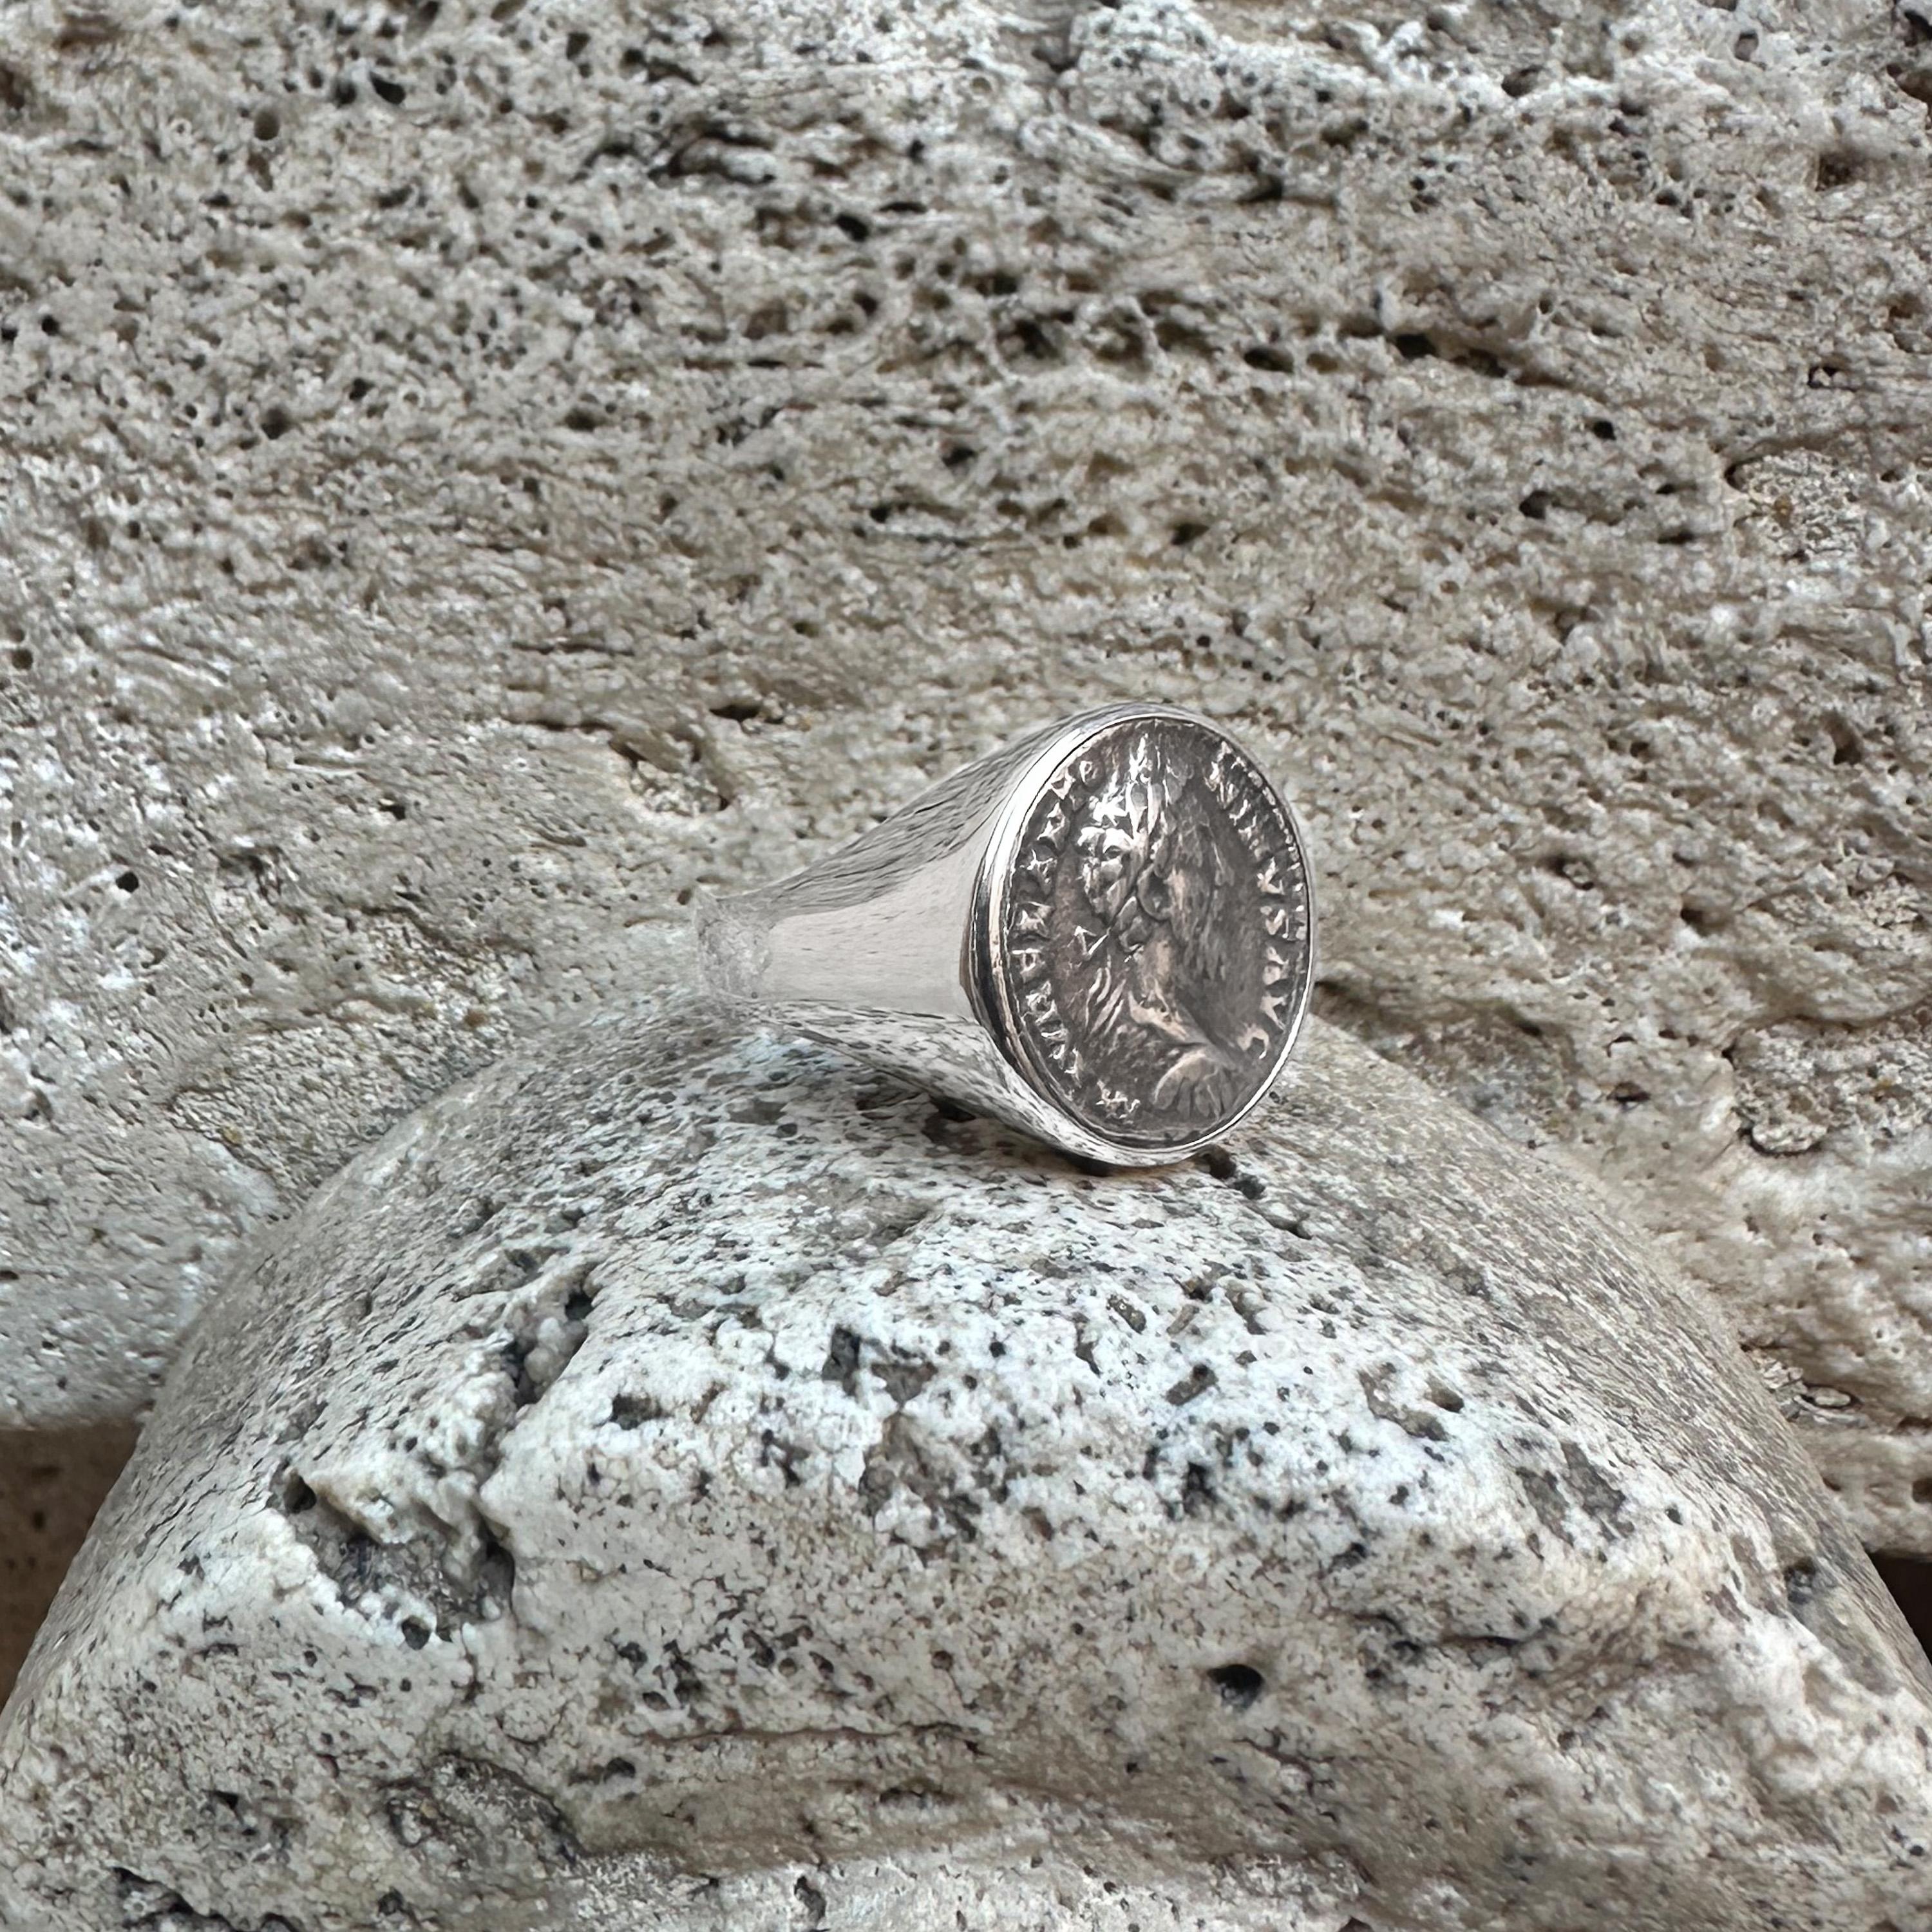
(1069, 733, 1271, 1120)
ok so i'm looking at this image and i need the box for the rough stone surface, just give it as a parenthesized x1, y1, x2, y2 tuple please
(0, 1426, 135, 1705)
(1, 0, 1929, 1557)
(3, 1007, 1928, 1931)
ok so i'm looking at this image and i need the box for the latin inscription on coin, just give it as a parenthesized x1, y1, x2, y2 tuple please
(998, 717, 1312, 1150)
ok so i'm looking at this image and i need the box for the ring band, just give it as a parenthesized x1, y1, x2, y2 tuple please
(694, 704, 1317, 1166)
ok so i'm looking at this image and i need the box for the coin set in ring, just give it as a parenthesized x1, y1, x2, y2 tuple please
(697, 705, 1315, 1166)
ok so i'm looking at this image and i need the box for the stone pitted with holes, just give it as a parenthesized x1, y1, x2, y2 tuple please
(2, 1001, 1926, 1931)
(697, 706, 1315, 1164)
(2, 0, 1931, 1562)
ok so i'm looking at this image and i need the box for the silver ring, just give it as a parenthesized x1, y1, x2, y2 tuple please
(694, 704, 1317, 1166)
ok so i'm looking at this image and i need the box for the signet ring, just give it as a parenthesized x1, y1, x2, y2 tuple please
(694, 704, 1317, 1167)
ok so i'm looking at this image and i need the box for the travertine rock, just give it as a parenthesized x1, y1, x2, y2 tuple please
(1, 0, 1929, 1555)
(2, 1008, 1926, 1931)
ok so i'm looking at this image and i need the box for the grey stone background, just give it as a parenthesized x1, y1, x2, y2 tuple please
(6, 1010, 1927, 1929)
(1, 0, 1929, 1610)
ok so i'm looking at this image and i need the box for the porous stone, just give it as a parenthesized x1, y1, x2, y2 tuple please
(1, 0, 1929, 1557)
(2, 1007, 1927, 1931)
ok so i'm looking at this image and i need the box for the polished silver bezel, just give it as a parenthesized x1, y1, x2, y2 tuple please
(968, 703, 1318, 1164)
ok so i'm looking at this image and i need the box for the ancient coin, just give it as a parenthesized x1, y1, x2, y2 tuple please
(994, 714, 1313, 1151)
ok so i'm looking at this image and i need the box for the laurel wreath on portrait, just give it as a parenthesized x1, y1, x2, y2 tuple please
(1073, 734, 1236, 1049)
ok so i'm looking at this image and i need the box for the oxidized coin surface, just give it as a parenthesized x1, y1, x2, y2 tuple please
(995, 715, 1313, 1151)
